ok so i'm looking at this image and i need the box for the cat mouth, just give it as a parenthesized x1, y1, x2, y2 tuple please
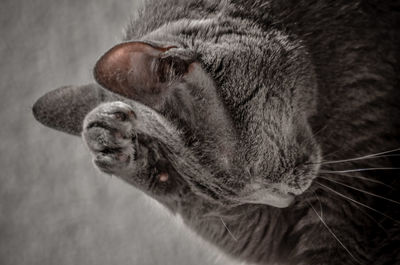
(243, 192, 295, 208)
(240, 184, 295, 208)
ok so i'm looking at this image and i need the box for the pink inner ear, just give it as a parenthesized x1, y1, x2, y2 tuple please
(94, 42, 175, 100)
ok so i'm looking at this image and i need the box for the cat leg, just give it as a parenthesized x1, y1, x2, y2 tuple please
(82, 100, 204, 184)
(82, 101, 230, 204)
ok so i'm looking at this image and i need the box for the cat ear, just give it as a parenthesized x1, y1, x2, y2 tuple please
(33, 84, 121, 136)
(94, 41, 194, 105)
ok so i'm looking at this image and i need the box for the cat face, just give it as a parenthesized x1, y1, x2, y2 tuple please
(33, 20, 321, 209)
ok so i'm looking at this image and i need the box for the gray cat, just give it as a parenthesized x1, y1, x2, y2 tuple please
(33, 0, 400, 264)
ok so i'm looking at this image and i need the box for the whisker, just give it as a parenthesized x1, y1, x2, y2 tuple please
(298, 124, 330, 151)
(312, 124, 330, 138)
(312, 190, 324, 218)
(305, 147, 400, 166)
(320, 154, 400, 165)
(351, 204, 389, 235)
(316, 181, 400, 224)
(352, 147, 400, 157)
(320, 172, 393, 189)
(306, 201, 360, 264)
(320, 167, 400, 174)
(319, 176, 400, 205)
(320, 145, 352, 161)
(220, 217, 238, 242)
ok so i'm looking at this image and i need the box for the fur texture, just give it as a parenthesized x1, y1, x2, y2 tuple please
(33, 1, 400, 264)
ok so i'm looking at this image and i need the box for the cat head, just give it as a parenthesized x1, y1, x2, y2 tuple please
(33, 20, 321, 210)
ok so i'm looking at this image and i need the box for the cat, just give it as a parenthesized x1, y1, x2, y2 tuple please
(32, 0, 400, 264)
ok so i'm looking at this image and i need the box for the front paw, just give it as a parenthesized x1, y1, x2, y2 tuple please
(82, 101, 137, 174)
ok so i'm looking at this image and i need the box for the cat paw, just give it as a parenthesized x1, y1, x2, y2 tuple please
(82, 101, 137, 174)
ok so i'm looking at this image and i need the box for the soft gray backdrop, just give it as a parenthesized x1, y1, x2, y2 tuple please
(0, 0, 239, 264)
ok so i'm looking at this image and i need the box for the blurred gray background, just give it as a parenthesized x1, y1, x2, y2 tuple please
(0, 0, 238, 264)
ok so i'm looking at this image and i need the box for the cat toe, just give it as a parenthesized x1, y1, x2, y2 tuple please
(84, 102, 136, 135)
(83, 125, 131, 152)
(83, 102, 137, 149)
(93, 150, 132, 174)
